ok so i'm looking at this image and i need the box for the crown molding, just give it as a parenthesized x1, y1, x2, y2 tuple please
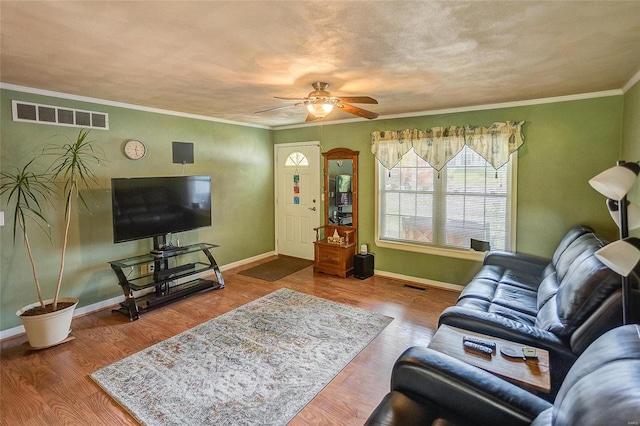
(623, 69, 640, 93)
(274, 89, 623, 130)
(1, 82, 632, 132)
(0, 83, 271, 130)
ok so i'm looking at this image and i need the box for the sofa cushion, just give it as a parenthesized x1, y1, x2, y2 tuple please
(458, 264, 540, 300)
(456, 297, 538, 325)
(463, 264, 540, 292)
(553, 232, 599, 282)
(456, 263, 540, 325)
(536, 272, 559, 310)
(550, 225, 594, 268)
(492, 284, 539, 316)
(534, 228, 594, 310)
(535, 234, 619, 337)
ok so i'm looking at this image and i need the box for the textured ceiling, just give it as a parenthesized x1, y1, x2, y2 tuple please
(1, 1, 640, 128)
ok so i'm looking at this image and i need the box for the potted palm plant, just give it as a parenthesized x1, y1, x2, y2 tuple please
(1, 129, 103, 349)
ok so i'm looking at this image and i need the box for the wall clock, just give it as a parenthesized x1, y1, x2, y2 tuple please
(124, 139, 146, 160)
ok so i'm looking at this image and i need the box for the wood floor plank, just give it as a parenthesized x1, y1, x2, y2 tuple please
(0, 257, 459, 425)
(0, 365, 55, 426)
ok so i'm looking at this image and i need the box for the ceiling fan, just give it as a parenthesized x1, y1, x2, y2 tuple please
(256, 82, 379, 121)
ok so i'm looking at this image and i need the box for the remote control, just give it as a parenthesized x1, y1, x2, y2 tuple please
(463, 336, 496, 350)
(463, 340, 493, 355)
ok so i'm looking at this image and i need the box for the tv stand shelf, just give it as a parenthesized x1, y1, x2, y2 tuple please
(109, 243, 224, 320)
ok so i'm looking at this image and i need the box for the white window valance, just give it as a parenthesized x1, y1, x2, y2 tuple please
(371, 121, 525, 171)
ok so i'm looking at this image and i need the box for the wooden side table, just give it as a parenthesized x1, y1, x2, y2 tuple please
(313, 225, 357, 278)
(428, 325, 550, 393)
(313, 239, 356, 278)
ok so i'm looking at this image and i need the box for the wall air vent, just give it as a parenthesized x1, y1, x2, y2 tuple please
(11, 100, 109, 130)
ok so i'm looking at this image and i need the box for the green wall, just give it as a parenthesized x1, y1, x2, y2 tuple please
(275, 96, 624, 285)
(622, 79, 640, 238)
(1, 86, 633, 333)
(1, 89, 275, 331)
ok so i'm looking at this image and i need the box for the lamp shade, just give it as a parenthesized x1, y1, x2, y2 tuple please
(306, 102, 334, 118)
(607, 199, 640, 230)
(589, 162, 640, 201)
(595, 237, 640, 276)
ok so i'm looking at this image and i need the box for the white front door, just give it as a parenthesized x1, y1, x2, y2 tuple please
(275, 142, 321, 260)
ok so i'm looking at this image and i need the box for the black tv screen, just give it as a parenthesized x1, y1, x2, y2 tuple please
(111, 176, 212, 243)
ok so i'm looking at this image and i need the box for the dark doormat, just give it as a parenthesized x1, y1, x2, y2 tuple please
(239, 256, 314, 282)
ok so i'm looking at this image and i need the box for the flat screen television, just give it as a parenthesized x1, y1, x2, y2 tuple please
(111, 176, 211, 246)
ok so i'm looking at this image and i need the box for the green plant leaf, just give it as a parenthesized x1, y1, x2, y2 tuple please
(0, 159, 53, 243)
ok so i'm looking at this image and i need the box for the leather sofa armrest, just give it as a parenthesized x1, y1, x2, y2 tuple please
(391, 347, 552, 426)
(483, 251, 550, 276)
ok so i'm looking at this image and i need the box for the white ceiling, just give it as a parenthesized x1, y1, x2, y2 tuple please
(2, 1, 640, 128)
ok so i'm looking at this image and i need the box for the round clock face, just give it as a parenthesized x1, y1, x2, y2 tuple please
(124, 140, 146, 160)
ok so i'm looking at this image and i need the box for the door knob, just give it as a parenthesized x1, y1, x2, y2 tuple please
(308, 207, 317, 211)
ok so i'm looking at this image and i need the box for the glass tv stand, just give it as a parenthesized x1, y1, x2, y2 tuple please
(108, 243, 224, 320)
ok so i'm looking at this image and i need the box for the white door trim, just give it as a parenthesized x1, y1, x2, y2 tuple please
(274, 141, 321, 257)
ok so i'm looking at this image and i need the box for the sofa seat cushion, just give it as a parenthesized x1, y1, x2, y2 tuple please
(469, 264, 541, 292)
(457, 263, 540, 324)
(456, 298, 537, 325)
(492, 284, 539, 316)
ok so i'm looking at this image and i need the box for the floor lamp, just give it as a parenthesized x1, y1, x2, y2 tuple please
(589, 161, 640, 325)
(596, 237, 640, 324)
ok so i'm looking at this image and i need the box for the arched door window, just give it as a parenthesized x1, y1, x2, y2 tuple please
(285, 151, 309, 167)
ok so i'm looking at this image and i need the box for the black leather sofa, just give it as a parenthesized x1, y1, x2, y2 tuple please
(365, 324, 640, 426)
(438, 225, 640, 389)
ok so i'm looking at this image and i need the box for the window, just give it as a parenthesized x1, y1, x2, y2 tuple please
(376, 146, 516, 259)
(285, 152, 309, 166)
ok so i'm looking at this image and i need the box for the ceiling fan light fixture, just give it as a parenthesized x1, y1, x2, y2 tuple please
(259, 82, 378, 121)
(306, 101, 334, 118)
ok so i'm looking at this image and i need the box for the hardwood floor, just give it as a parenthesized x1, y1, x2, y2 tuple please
(0, 257, 460, 426)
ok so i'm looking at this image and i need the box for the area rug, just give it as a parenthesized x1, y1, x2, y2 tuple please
(91, 288, 393, 425)
(238, 256, 313, 281)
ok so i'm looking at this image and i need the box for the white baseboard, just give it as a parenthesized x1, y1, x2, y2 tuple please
(219, 251, 276, 271)
(0, 251, 277, 342)
(2, 326, 23, 341)
(374, 269, 465, 292)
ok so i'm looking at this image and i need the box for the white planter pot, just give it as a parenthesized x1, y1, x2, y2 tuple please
(16, 297, 79, 349)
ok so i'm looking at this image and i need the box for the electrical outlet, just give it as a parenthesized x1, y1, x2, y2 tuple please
(148, 263, 155, 273)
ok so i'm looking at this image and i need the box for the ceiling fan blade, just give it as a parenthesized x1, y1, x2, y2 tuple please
(255, 104, 298, 114)
(338, 103, 379, 119)
(274, 96, 309, 101)
(335, 96, 378, 104)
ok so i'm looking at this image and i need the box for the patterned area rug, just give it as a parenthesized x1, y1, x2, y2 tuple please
(91, 288, 393, 425)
